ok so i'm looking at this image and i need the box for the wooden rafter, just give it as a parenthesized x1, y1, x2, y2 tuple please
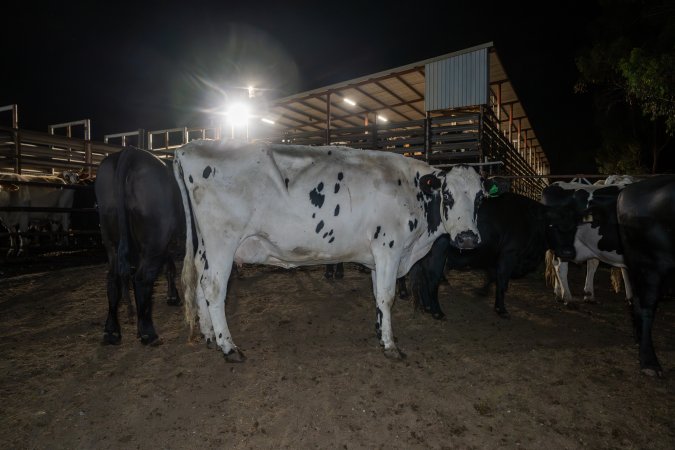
(276, 104, 324, 131)
(373, 80, 425, 116)
(395, 74, 423, 98)
(274, 67, 422, 109)
(297, 99, 362, 128)
(353, 86, 414, 121)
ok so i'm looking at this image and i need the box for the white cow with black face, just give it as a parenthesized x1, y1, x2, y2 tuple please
(542, 175, 636, 303)
(173, 140, 485, 361)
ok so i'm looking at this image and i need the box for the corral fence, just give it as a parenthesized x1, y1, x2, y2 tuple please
(0, 104, 632, 255)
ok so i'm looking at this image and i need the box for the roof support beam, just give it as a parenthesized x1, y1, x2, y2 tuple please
(276, 104, 325, 131)
(396, 75, 424, 98)
(353, 85, 414, 121)
(297, 99, 362, 128)
(373, 81, 425, 116)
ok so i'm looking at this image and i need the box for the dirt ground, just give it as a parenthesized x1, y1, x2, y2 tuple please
(1, 254, 674, 449)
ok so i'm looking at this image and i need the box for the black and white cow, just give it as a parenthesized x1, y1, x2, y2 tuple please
(173, 140, 485, 361)
(0, 173, 74, 255)
(96, 147, 184, 345)
(617, 175, 675, 376)
(541, 177, 635, 303)
(409, 192, 578, 320)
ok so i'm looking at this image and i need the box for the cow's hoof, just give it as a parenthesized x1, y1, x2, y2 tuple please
(431, 311, 446, 320)
(495, 309, 511, 319)
(640, 367, 664, 378)
(102, 332, 121, 346)
(383, 347, 406, 360)
(140, 334, 161, 346)
(224, 348, 246, 363)
(205, 338, 215, 349)
(399, 290, 409, 300)
(166, 296, 182, 306)
(324, 273, 333, 280)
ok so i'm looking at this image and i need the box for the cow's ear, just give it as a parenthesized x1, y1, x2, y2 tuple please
(420, 174, 442, 195)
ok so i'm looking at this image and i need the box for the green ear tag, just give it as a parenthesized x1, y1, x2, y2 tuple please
(488, 184, 499, 197)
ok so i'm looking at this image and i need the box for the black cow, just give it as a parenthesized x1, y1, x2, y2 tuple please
(68, 175, 101, 248)
(410, 192, 577, 319)
(95, 147, 184, 345)
(617, 175, 675, 376)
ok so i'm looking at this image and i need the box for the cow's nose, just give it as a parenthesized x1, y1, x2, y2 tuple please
(557, 247, 576, 261)
(454, 231, 479, 250)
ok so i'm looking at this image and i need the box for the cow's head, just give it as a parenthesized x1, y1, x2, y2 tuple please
(421, 165, 484, 249)
(542, 205, 577, 261)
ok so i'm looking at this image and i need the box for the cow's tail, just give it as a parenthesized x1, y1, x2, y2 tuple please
(610, 267, 622, 294)
(544, 250, 556, 287)
(114, 149, 133, 279)
(172, 156, 198, 338)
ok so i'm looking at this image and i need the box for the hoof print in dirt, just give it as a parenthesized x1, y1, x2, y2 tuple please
(564, 301, 580, 310)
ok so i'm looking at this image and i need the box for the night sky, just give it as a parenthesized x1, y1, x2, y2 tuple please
(2, 1, 600, 174)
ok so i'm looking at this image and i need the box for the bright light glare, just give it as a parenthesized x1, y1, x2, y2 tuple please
(248, 86, 255, 98)
(261, 118, 275, 125)
(226, 103, 250, 127)
(343, 98, 356, 106)
(377, 115, 388, 122)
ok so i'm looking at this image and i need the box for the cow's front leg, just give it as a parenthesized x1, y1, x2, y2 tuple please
(621, 268, 634, 301)
(583, 259, 599, 302)
(199, 251, 245, 362)
(371, 262, 404, 360)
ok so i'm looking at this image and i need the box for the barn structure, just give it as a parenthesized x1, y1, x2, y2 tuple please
(1, 42, 549, 198)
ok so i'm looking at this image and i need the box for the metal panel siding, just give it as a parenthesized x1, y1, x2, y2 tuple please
(425, 48, 488, 111)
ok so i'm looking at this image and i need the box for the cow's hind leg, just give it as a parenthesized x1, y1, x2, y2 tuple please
(132, 256, 163, 345)
(198, 248, 244, 362)
(165, 257, 181, 306)
(635, 272, 663, 377)
(103, 253, 124, 345)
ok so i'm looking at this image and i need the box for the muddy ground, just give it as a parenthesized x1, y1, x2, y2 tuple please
(1, 254, 674, 449)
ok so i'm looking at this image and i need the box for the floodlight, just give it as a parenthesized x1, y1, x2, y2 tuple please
(377, 115, 388, 123)
(343, 98, 356, 106)
(226, 102, 250, 127)
(261, 118, 275, 125)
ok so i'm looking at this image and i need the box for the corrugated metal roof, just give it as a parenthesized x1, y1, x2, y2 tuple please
(262, 42, 547, 167)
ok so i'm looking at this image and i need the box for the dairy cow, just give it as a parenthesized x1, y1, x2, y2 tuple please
(0, 173, 74, 255)
(541, 176, 635, 303)
(173, 140, 485, 361)
(617, 175, 675, 376)
(96, 147, 184, 345)
(409, 192, 578, 320)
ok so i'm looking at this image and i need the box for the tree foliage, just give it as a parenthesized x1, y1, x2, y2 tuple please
(576, 0, 674, 173)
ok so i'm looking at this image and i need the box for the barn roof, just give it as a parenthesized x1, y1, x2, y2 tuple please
(263, 42, 547, 167)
